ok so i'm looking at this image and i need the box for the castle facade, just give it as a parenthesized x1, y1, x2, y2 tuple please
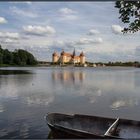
(52, 49, 85, 65)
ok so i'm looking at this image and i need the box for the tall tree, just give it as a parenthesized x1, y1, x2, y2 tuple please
(0, 45, 3, 64)
(3, 49, 13, 64)
(115, 0, 140, 33)
(0, 52, 3, 64)
(13, 51, 21, 65)
(13, 49, 37, 65)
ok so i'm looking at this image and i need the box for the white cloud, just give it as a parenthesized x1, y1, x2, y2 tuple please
(0, 32, 20, 39)
(88, 29, 100, 35)
(10, 6, 37, 18)
(59, 8, 77, 15)
(76, 37, 103, 45)
(23, 25, 56, 36)
(59, 7, 78, 21)
(0, 32, 20, 44)
(50, 37, 103, 48)
(49, 37, 103, 48)
(0, 17, 7, 24)
(61, 15, 77, 20)
(111, 25, 123, 34)
(3, 38, 19, 43)
(10, 1, 32, 5)
(25, 1, 32, 5)
(52, 40, 64, 46)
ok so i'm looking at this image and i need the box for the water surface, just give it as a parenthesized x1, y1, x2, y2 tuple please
(0, 67, 140, 138)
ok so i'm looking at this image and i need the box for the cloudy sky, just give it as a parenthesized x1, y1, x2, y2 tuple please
(0, 2, 140, 62)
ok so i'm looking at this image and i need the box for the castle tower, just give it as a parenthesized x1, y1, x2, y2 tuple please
(52, 51, 59, 63)
(60, 50, 66, 64)
(72, 48, 76, 57)
(72, 48, 76, 64)
(80, 51, 85, 64)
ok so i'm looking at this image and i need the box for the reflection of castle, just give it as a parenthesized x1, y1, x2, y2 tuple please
(52, 49, 85, 64)
(52, 71, 85, 84)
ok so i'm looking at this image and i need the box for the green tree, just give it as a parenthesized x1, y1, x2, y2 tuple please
(3, 49, 13, 64)
(0, 45, 3, 53)
(0, 45, 37, 66)
(18, 49, 28, 65)
(0, 52, 3, 64)
(0, 45, 3, 64)
(26, 53, 38, 65)
(13, 49, 37, 65)
(115, 0, 140, 33)
(13, 51, 21, 65)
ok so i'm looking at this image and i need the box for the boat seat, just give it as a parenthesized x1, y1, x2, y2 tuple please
(104, 118, 120, 136)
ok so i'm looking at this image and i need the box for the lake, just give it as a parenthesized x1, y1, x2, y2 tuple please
(0, 66, 140, 138)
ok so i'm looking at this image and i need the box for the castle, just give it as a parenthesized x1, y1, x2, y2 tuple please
(52, 49, 85, 65)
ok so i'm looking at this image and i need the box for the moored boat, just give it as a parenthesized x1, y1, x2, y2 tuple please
(46, 113, 140, 139)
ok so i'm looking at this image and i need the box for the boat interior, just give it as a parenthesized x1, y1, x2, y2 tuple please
(47, 113, 140, 138)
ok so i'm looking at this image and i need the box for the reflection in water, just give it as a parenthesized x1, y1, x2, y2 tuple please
(134, 71, 140, 88)
(19, 123, 29, 138)
(0, 70, 31, 75)
(110, 98, 139, 110)
(77, 86, 102, 104)
(0, 74, 34, 100)
(52, 70, 85, 84)
(0, 104, 4, 113)
(0, 67, 140, 138)
(26, 94, 54, 106)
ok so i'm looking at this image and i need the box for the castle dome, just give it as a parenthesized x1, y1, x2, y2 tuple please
(53, 51, 58, 56)
(61, 50, 65, 55)
(80, 51, 85, 57)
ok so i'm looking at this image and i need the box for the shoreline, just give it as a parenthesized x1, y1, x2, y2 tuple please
(0, 65, 139, 68)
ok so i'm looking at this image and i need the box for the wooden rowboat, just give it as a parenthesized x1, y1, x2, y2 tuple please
(46, 113, 140, 139)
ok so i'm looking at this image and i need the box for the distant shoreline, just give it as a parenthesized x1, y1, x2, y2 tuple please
(0, 64, 139, 68)
(0, 60, 140, 68)
(37, 61, 140, 68)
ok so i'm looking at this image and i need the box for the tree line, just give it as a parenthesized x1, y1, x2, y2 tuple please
(86, 61, 140, 67)
(105, 61, 140, 67)
(0, 45, 38, 66)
